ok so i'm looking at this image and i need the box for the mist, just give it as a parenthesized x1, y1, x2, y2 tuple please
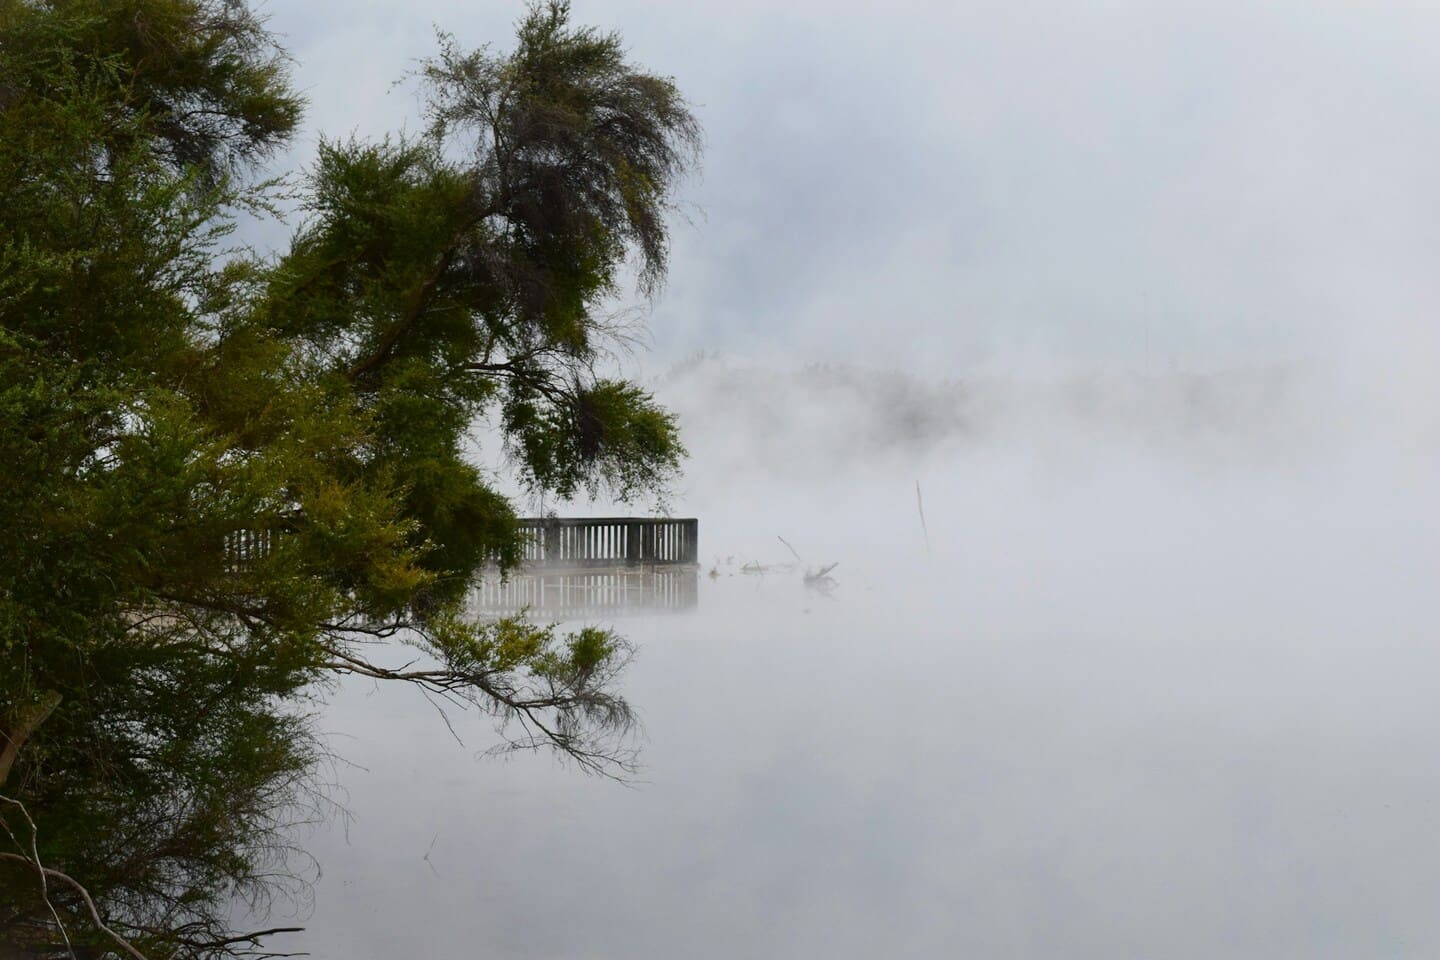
(280, 352, 1440, 958)
(234, 1, 1440, 956)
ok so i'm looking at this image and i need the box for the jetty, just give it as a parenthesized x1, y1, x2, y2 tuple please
(514, 517, 698, 568)
(469, 517, 700, 617)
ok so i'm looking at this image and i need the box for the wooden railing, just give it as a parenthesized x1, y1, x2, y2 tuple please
(223, 529, 281, 571)
(516, 517, 698, 568)
(224, 517, 699, 571)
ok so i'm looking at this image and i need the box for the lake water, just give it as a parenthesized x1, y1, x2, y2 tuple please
(293, 425, 1440, 959)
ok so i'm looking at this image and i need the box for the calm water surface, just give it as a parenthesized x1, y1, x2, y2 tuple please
(298, 450, 1440, 958)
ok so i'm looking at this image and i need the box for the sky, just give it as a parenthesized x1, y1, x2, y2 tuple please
(254, 0, 1440, 392)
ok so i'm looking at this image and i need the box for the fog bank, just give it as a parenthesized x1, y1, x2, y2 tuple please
(291, 348, 1440, 958)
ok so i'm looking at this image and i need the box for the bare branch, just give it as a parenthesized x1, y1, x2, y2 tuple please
(0, 852, 150, 960)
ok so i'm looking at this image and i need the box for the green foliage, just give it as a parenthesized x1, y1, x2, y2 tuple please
(0, 0, 697, 955)
(505, 378, 686, 500)
(0, 0, 299, 180)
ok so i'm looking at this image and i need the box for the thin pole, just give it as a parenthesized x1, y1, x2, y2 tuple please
(915, 480, 932, 559)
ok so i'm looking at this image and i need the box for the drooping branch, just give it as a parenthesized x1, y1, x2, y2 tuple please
(317, 631, 636, 778)
(131, 922, 309, 958)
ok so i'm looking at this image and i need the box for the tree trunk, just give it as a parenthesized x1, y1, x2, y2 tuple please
(0, 691, 62, 788)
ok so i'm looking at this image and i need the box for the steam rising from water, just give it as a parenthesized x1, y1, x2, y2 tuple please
(207, 0, 1440, 951)
(297, 355, 1439, 958)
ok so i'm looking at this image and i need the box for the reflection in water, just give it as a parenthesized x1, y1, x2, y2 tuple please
(468, 565, 699, 618)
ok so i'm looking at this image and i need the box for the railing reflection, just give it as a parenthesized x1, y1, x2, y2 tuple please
(467, 564, 698, 619)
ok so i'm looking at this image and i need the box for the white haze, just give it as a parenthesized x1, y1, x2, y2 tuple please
(226, 0, 1440, 956)
(287, 359, 1440, 959)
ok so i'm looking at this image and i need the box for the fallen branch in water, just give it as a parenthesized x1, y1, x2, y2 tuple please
(804, 563, 839, 595)
(777, 536, 803, 563)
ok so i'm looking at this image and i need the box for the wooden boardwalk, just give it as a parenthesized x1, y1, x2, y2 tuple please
(226, 517, 699, 617)
(225, 517, 698, 570)
(516, 517, 698, 569)
(471, 517, 700, 617)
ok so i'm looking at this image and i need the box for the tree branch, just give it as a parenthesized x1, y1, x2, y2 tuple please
(346, 248, 456, 382)
(343, 195, 503, 384)
(0, 691, 61, 788)
(316, 641, 635, 778)
(0, 853, 150, 960)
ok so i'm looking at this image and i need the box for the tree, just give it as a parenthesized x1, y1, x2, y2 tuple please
(0, 1, 699, 956)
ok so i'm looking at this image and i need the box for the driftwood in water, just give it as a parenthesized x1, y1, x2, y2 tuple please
(804, 563, 839, 595)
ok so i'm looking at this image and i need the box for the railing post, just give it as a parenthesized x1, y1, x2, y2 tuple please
(543, 519, 560, 565)
(684, 519, 699, 563)
(625, 521, 642, 566)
